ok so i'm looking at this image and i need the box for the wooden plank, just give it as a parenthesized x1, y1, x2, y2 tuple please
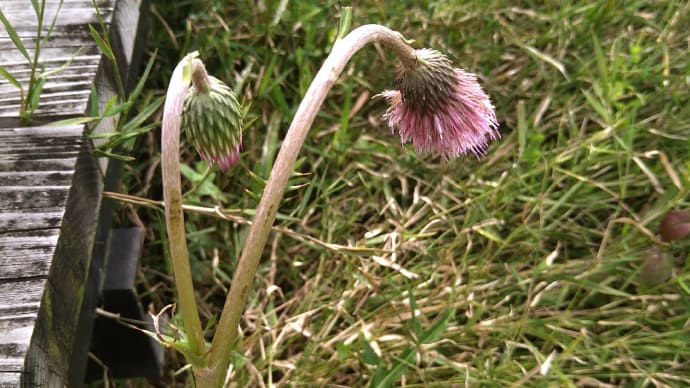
(0, 124, 83, 142)
(0, 171, 74, 187)
(0, 230, 59, 280)
(0, 126, 83, 164)
(0, 159, 76, 173)
(0, 373, 22, 387)
(0, 123, 84, 387)
(0, 253, 54, 280)
(0, 212, 64, 232)
(0, 188, 71, 211)
(0, 279, 44, 316)
(20, 136, 103, 387)
(0, 126, 79, 238)
(0, 126, 78, 249)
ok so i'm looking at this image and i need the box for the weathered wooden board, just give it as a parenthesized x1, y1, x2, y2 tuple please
(0, 305, 37, 376)
(0, 123, 99, 387)
(0, 0, 147, 386)
(0, 231, 58, 280)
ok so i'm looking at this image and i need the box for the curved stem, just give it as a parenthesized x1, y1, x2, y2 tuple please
(161, 54, 206, 362)
(205, 24, 416, 386)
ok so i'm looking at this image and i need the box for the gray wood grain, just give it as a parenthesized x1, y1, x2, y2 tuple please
(0, 373, 22, 387)
(0, 124, 87, 387)
(0, 230, 59, 279)
(0, 278, 44, 382)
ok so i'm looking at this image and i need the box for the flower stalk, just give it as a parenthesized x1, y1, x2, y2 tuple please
(161, 52, 207, 367)
(203, 24, 417, 387)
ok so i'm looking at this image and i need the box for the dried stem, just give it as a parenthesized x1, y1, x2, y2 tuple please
(203, 24, 416, 387)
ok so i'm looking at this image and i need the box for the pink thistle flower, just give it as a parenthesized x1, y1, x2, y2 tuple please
(378, 48, 499, 159)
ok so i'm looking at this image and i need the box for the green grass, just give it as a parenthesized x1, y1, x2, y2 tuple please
(115, 0, 690, 386)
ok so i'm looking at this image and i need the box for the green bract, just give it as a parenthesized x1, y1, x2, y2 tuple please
(395, 48, 457, 115)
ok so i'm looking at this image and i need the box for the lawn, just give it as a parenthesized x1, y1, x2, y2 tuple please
(115, 0, 690, 386)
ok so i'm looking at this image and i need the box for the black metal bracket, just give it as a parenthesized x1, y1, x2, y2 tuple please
(85, 227, 163, 382)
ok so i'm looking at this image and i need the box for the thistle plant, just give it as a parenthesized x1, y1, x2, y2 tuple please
(160, 23, 498, 387)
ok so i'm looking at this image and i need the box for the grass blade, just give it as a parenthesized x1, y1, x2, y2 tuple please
(44, 0, 64, 42)
(0, 65, 21, 89)
(335, 6, 353, 42)
(88, 24, 115, 62)
(49, 116, 101, 126)
(120, 96, 163, 133)
(128, 50, 157, 103)
(103, 100, 133, 117)
(30, 0, 39, 15)
(0, 8, 30, 62)
(39, 46, 84, 79)
(27, 76, 45, 111)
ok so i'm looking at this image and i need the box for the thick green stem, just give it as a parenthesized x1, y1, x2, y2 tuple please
(205, 24, 416, 387)
(161, 54, 206, 366)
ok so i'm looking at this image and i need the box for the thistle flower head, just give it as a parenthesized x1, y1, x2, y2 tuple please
(378, 48, 499, 159)
(182, 59, 243, 171)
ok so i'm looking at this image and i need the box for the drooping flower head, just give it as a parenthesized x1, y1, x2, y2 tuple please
(181, 59, 243, 171)
(378, 48, 499, 159)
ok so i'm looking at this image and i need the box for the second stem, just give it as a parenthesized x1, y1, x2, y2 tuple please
(204, 24, 417, 386)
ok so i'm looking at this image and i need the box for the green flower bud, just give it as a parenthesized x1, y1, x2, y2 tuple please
(181, 59, 243, 171)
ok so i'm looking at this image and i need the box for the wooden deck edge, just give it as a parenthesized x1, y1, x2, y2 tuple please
(10, 0, 149, 386)
(64, 0, 150, 384)
(23, 136, 103, 387)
